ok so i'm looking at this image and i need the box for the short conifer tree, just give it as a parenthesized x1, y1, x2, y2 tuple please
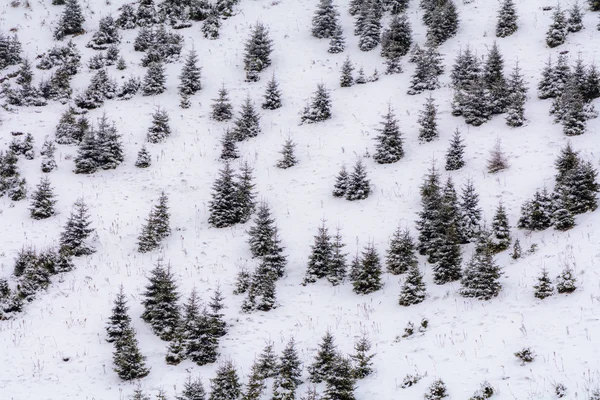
(232, 96, 261, 141)
(533, 268, 554, 299)
(398, 264, 426, 306)
(209, 361, 242, 400)
(138, 191, 171, 253)
(351, 243, 383, 295)
(350, 334, 375, 379)
(300, 84, 332, 124)
(146, 108, 171, 143)
(179, 49, 203, 96)
(386, 227, 418, 275)
(272, 338, 303, 400)
(135, 145, 152, 168)
(220, 129, 240, 161)
(142, 62, 167, 96)
(418, 95, 439, 143)
(373, 105, 404, 164)
(460, 237, 503, 300)
(308, 331, 338, 383)
(276, 138, 298, 169)
(345, 159, 371, 201)
(141, 258, 180, 340)
(340, 56, 355, 88)
(106, 285, 133, 343)
(211, 85, 234, 121)
(496, 0, 518, 38)
(262, 74, 283, 110)
(323, 356, 357, 400)
(59, 198, 95, 256)
(556, 265, 577, 293)
(112, 325, 150, 381)
(29, 177, 57, 220)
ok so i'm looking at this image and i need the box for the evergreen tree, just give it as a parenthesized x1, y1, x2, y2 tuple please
(328, 229, 347, 286)
(304, 221, 333, 284)
(583, 64, 600, 101)
(445, 128, 465, 171)
(490, 203, 511, 253)
(380, 14, 412, 60)
(220, 129, 240, 161)
(418, 95, 439, 143)
(242, 259, 278, 312)
(351, 243, 383, 295)
(59, 198, 95, 256)
(386, 227, 417, 275)
(483, 42, 508, 114)
(415, 163, 442, 261)
(358, 6, 382, 52)
(533, 268, 554, 299)
(215, 0, 238, 18)
(351, 334, 374, 379)
(232, 96, 261, 141)
(201, 8, 221, 39)
(29, 177, 57, 220)
(561, 90, 587, 136)
(142, 62, 167, 96)
(450, 46, 481, 89)
(556, 265, 577, 293)
(398, 264, 427, 307)
(209, 361, 242, 400)
(40, 139, 57, 173)
(554, 141, 579, 185)
(340, 56, 355, 88)
(407, 44, 442, 94)
(328, 23, 346, 54)
(87, 16, 121, 50)
(136, 145, 152, 168)
(276, 138, 298, 169)
(546, 5, 567, 48)
(247, 202, 278, 258)
(433, 222, 462, 285)
(138, 191, 171, 253)
(116, 4, 137, 29)
(591, 0, 600, 11)
(312, 0, 340, 39)
(487, 139, 509, 173)
(147, 108, 171, 143)
(187, 302, 219, 365)
(506, 62, 528, 127)
(211, 85, 234, 121)
(301, 84, 332, 124)
(332, 165, 349, 198)
(373, 105, 404, 164)
(345, 159, 371, 201)
(243, 23, 273, 81)
(94, 113, 124, 170)
(510, 238, 522, 260)
(54, 0, 85, 40)
(106, 285, 132, 344)
(73, 128, 99, 174)
(141, 259, 180, 341)
(272, 338, 303, 400)
(132, 386, 151, 400)
(309, 331, 338, 383)
(55, 107, 86, 145)
(384, 55, 403, 75)
(537, 56, 555, 99)
(243, 360, 266, 400)
(117, 76, 141, 100)
(137, 0, 160, 26)
(257, 342, 278, 379)
(458, 180, 482, 243)
(208, 163, 239, 228)
(459, 76, 492, 126)
(208, 286, 227, 337)
(235, 161, 257, 224)
(460, 237, 503, 300)
(323, 356, 356, 400)
(567, 3, 583, 33)
(112, 325, 150, 381)
(426, 0, 459, 45)
(424, 379, 448, 400)
(179, 49, 203, 96)
(496, 0, 518, 37)
(517, 188, 554, 231)
(262, 74, 282, 110)
(556, 160, 599, 215)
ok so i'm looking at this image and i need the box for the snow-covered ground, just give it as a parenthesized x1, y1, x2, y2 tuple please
(1, 0, 600, 399)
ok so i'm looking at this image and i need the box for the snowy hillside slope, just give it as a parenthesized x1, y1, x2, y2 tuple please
(1, 0, 600, 399)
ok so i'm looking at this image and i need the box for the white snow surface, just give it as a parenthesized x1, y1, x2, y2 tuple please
(1, 0, 600, 399)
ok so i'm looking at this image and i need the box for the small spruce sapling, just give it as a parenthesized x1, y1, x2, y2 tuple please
(533, 268, 554, 299)
(424, 379, 448, 400)
(386, 227, 418, 275)
(556, 264, 577, 293)
(445, 128, 465, 171)
(29, 177, 57, 220)
(135, 145, 152, 168)
(350, 334, 375, 379)
(211, 85, 234, 121)
(276, 138, 298, 169)
(398, 264, 426, 306)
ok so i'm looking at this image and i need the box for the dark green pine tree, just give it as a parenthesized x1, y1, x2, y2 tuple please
(95, 113, 124, 170)
(590, 0, 600, 11)
(332, 165, 349, 198)
(511, 238, 522, 260)
(272, 338, 303, 400)
(426, 0, 459, 45)
(416, 163, 443, 260)
(328, 229, 347, 286)
(373, 105, 404, 164)
(112, 325, 150, 381)
(304, 221, 333, 284)
(345, 159, 371, 201)
(309, 331, 338, 383)
(460, 236, 503, 300)
(533, 268, 554, 299)
(73, 128, 99, 174)
(558, 160, 599, 215)
(55, 107, 83, 145)
(352, 243, 383, 295)
(232, 96, 261, 141)
(358, 6, 381, 52)
(87, 16, 121, 50)
(132, 386, 151, 400)
(242, 260, 277, 312)
(432, 178, 462, 284)
(208, 286, 227, 337)
(202, 8, 221, 39)
(537, 56, 555, 99)
(13, 247, 37, 278)
(380, 14, 412, 60)
(166, 321, 187, 365)
(340, 56, 355, 88)
(556, 265, 577, 294)
(312, 0, 340, 39)
(116, 4, 137, 29)
(247, 202, 278, 258)
(496, 0, 518, 38)
(555, 142, 580, 185)
(136, 145, 152, 168)
(179, 49, 203, 96)
(208, 163, 239, 228)
(142, 62, 167, 96)
(140, 259, 181, 341)
(40, 139, 57, 173)
(418, 95, 439, 143)
(323, 356, 356, 400)
(243, 23, 273, 82)
(300, 84, 332, 124)
(458, 180, 482, 243)
(583, 64, 600, 101)
(211, 85, 234, 121)
(490, 203, 511, 253)
(262, 74, 282, 110)
(517, 188, 554, 231)
(138, 191, 171, 253)
(220, 129, 240, 161)
(176, 375, 206, 400)
(257, 342, 278, 379)
(276, 138, 298, 169)
(398, 264, 426, 306)
(328, 23, 346, 54)
(483, 42, 508, 114)
(386, 227, 417, 275)
(424, 379, 448, 400)
(136, 0, 159, 26)
(546, 5, 567, 48)
(561, 90, 587, 136)
(235, 161, 257, 224)
(350, 334, 375, 379)
(106, 285, 133, 344)
(59, 198, 95, 256)
(146, 108, 171, 143)
(29, 177, 57, 220)
(505, 62, 528, 127)
(243, 359, 266, 400)
(187, 300, 219, 366)
(444, 128, 466, 171)
(209, 361, 242, 400)
(54, 0, 86, 40)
